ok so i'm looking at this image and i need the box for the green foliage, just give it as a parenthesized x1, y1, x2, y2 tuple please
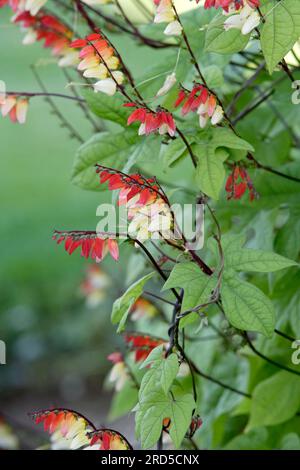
(221, 275, 275, 337)
(163, 262, 217, 327)
(205, 14, 250, 54)
(260, 0, 300, 74)
(82, 89, 129, 127)
(111, 272, 154, 332)
(248, 372, 300, 429)
(193, 128, 254, 200)
(136, 385, 195, 449)
(71, 130, 138, 191)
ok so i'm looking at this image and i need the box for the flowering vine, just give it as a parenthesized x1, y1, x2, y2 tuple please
(2, 0, 300, 452)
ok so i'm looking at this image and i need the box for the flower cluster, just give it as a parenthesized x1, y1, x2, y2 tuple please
(203, 1, 260, 35)
(175, 85, 224, 128)
(70, 33, 124, 96)
(97, 166, 173, 242)
(127, 105, 176, 137)
(153, 0, 182, 36)
(32, 408, 132, 450)
(32, 409, 94, 450)
(0, 0, 47, 16)
(127, 197, 173, 242)
(0, 95, 28, 124)
(80, 265, 111, 308)
(124, 333, 166, 362)
(107, 352, 129, 392)
(13, 11, 78, 67)
(225, 166, 257, 201)
(97, 166, 160, 207)
(223, 3, 260, 35)
(203, 0, 260, 12)
(86, 430, 132, 451)
(53, 231, 120, 262)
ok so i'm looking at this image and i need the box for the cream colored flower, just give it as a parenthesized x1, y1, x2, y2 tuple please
(224, 4, 260, 35)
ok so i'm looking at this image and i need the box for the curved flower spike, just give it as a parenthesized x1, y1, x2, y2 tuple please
(31, 408, 95, 450)
(53, 231, 120, 262)
(86, 429, 133, 450)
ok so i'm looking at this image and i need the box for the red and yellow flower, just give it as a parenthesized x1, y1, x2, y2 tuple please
(0, 95, 28, 124)
(124, 333, 166, 362)
(32, 408, 132, 450)
(203, 0, 260, 12)
(13, 11, 78, 67)
(85, 429, 132, 450)
(70, 33, 124, 95)
(175, 85, 224, 128)
(225, 165, 257, 201)
(53, 231, 120, 262)
(107, 352, 129, 392)
(32, 409, 94, 450)
(127, 105, 176, 137)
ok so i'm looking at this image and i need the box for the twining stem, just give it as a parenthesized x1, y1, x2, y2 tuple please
(244, 332, 300, 377)
(171, 1, 207, 85)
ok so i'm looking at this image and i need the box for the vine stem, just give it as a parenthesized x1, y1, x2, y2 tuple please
(171, 1, 207, 86)
(244, 332, 300, 377)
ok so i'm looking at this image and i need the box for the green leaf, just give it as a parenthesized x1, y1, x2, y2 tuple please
(210, 127, 254, 153)
(203, 65, 224, 88)
(221, 276, 275, 337)
(71, 130, 138, 191)
(248, 371, 300, 429)
(225, 428, 270, 450)
(193, 128, 254, 200)
(139, 345, 165, 369)
(111, 272, 154, 332)
(162, 139, 189, 169)
(82, 88, 129, 127)
(195, 147, 228, 200)
(136, 388, 195, 449)
(140, 353, 179, 397)
(163, 262, 217, 323)
(260, 0, 300, 74)
(280, 433, 300, 450)
(225, 248, 297, 272)
(213, 233, 297, 272)
(159, 354, 179, 395)
(205, 14, 250, 54)
(108, 382, 138, 421)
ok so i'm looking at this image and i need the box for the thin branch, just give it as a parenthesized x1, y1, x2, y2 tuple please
(5, 91, 84, 102)
(232, 89, 274, 125)
(31, 66, 84, 144)
(144, 290, 176, 307)
(274, 329, 296, 342)
(244, 332, 300, 377)
(191, 361, 251, 398)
